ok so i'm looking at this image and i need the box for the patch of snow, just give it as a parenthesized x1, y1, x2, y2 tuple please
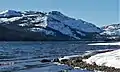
(84, 49, 120, 68)
(84, 49, 114, 56)
(42, 16, 47, 28)
(103, 26, 115, 31)
(76, 31, 86, 36)
(74, 67, 80, 69)
(18, 23, 28, 27)
(29, 15, 48, 28)
(101, 30, 120, 36)
(0, 17, 22, 22)
(25, 14, 38, 17)
(30, 27, 54, 35)
(88, 42, 120, 45)
(59, 55, 81, 61)
(30, 28, 43, 32)
(53, 62, 64, 65)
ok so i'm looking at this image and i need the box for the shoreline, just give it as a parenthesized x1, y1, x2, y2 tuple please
(58, 49, 120, 72)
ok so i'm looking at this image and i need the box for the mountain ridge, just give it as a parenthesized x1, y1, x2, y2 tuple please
(100, 23, 120, 41)
(0, 10, 102, 41)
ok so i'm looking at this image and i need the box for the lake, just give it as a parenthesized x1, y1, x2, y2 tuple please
(0, 41, 119, 72)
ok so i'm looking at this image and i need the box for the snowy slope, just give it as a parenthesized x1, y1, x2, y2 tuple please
(84, 48, 120, 68)
(100, 24, 120, 40)
(0, 10, 22, 18)
(48, 11, 100, 33)
(0, 10, 101, 41)
(101, 24, 120, 36)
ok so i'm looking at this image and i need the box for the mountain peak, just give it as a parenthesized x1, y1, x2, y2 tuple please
(0, 10, 102, 40)
(0, 10, 20, 14)
(49, 11, 62, 15)
(0, 10, 22, 18)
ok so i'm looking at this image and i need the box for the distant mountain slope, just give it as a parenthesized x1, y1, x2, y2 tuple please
(0, 10, 102, 41)
(101, 23, 120, 40)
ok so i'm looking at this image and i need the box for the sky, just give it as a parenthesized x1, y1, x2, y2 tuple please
(0, 0, 119, 27)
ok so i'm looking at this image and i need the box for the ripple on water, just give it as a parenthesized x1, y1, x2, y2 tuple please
(0, 41, 118, 72)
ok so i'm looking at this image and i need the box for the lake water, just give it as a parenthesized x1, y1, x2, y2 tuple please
(0, 41, 119, 72)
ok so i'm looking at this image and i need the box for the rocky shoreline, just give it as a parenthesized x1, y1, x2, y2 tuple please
(58, 50, 120, 72)
(39, 49, 120, 72)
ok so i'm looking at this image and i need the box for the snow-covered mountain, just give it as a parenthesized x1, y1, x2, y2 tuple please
(101, 24, 120, 40)
(0, 10, 22, 18)
(0, 10, 101, 41)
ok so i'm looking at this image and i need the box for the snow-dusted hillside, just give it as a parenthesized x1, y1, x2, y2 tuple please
(0, 10, 101, 41)
(84, 47, 120, 68)
(0, 10, 22, 18)
(101, 24, 120, 40)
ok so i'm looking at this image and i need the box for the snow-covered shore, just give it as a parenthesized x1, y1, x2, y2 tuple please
(58, 42, 120, 71)
(84, 42, 120, 69)
(84, 49, 120, 68)
(88, 42, 120, 45)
